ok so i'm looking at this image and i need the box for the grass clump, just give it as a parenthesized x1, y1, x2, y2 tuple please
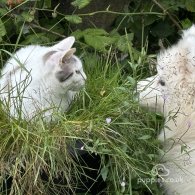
(0, 49, 162, 194)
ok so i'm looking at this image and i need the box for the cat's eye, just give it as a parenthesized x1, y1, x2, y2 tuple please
(75, 70, 80, 74)
(159, 79, 165, 86)
(56, 71, 73, 82)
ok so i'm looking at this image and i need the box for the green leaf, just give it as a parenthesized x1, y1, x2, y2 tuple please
(150, 22, 174, 38)
(100, 166, 109, 181)
(159, 0, 185, 11)
(147, 154, 156, 160)
(84, 35, 115, 51)
(65, 15, 82, 24)
(181, 18, 193, 29)
(0, 19, 6, 39)
(0, 8, 7, 16)
(71, 29, 84, 39)
(82, 28, 114, 51)
(185, 0, 195, 12)
(138, 135, 151, 140)
(21, 11, 34, 22)
(43, 0, 51, 8)
(71, 28, 108, 40)
(37, 0, 51, 9)
(21, 33, 50, 45)
(71, 0, 91, 9)
(127, 76, 136, 85)
(83, 28, 108, 36)
(116, 33, 134, 52)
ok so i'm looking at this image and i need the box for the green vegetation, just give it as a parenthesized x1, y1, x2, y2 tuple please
(0, 0, 195, 194)
(0, 49, 162, 194)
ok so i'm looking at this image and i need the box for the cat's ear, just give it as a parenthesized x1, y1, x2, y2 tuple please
(43, 50, 62, 66)
(52, 36, 75, 51)
(61, 48, 76, 63)
(43, 48, 76, 66)
(43, 51, 57, 62)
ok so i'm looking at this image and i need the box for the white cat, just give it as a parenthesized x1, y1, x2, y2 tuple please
(0, 36, 86, 120)
(137, 25, 195, 194)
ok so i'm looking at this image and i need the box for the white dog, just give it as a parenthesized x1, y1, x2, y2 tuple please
(137, 25, 195, 195)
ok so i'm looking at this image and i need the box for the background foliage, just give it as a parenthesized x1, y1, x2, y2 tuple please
(0, 0, 195, 194)
(1, 0, 195, 51)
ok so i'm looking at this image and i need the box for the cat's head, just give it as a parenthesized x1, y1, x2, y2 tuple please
(137, 25, 195, 116)
(43, 36, 86, 92)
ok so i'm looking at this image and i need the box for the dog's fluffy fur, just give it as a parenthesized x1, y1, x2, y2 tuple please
(137, 25, 195, 195)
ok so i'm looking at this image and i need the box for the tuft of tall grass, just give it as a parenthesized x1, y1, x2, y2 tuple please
(0, 45, 163, 194)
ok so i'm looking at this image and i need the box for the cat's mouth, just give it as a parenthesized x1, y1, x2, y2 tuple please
(68, 81, 85, 91)
(70, 85, 85, 91)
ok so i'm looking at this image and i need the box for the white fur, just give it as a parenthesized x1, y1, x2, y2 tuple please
(0, 36, 86, 120)
(137, 25, 195, 194)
